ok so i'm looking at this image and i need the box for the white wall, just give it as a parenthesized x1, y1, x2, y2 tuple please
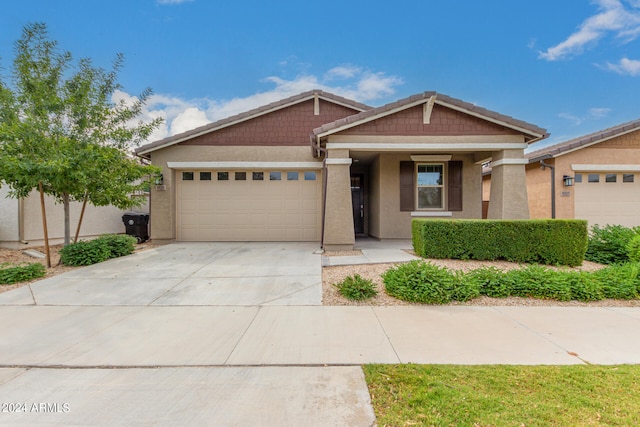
(0, 186, 20, 242)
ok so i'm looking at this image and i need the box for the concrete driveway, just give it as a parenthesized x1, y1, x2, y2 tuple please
(0, 242, 323, 306)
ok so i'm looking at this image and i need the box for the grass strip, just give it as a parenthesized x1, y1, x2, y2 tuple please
(364, 364, 640, 426)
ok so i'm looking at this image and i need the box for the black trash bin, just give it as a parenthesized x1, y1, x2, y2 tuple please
(122, 212, 149, 243)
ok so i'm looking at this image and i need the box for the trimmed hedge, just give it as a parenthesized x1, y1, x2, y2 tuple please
(60, 234, 137, 266)
(382, 260, 640, 304)
(412, 219, 588, 267)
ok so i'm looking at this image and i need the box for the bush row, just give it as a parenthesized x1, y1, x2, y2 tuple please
(412, 219, 588, 267)
(60, 234, 137, 266)
(0, 262, 46, 284)
(382, 260, 640, 304)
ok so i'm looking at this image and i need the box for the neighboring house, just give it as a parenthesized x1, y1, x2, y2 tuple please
(0, 187, 148, 249)
(524, 118, 640, 228)
(135, 90, 547, 251)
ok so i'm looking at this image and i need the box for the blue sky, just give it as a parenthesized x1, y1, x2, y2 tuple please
(1, 0, 640, 148)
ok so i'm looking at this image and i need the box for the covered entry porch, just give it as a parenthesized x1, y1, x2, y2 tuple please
(313, 92, 547, 251)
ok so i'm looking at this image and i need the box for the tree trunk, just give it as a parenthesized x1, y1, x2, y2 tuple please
(38, 182, 51, 268)
(74, 192, 88, 243)
(63, 192, 70, 246)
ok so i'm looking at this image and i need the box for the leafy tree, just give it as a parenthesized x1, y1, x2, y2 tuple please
(0, 22, 162, 251)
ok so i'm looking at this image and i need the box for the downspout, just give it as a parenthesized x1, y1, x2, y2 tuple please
(311, 134, 328, 249)
(539, 158, 555, 219)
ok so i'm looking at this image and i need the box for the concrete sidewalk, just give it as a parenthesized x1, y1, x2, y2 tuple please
(1, 305, 639, 367)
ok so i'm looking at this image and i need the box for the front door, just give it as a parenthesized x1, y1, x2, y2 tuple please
(351, 174, 364, 234)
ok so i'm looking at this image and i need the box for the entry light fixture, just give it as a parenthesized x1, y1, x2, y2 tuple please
(154, 173, 164, 185)
(563, 175, 574, 187)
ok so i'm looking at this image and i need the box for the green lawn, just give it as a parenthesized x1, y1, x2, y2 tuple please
(364, 364, 640, 426)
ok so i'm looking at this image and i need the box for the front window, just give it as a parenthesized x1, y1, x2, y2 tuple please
(417, 164, 444, 209)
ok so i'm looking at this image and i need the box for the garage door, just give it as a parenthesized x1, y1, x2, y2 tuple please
(574, 172, 640, 228)
(176, 170, 322, 241)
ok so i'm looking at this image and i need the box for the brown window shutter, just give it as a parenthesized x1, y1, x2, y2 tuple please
(448, 161, 463, 211)
(400, 161, 414, 211)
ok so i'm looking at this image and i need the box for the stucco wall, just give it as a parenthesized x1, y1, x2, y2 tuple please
(148, 145, 321, 242)
(370, 153, 483, 239)
(526, 161, 553, 218)
(0, 187, 20, 242)
(0, 190, 148, 248)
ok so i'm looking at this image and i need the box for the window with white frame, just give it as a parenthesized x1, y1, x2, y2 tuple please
(416, 164, 444, 209)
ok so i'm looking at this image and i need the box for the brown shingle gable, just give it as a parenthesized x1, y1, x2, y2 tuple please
(135, 90, 371, 156)
(313, 91, 548, 141)
(527, 117, 640, 161)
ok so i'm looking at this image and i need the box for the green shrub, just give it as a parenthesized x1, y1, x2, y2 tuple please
(95, 234, 137, 258)
(586, 224, 638, 265)
(383, 260, 456, 304)
(464, 266, 510, 298)
(334, 274, 377, 301)
(593, 263, 640, 299)
(560, 270, 604, 302)
(450, 270, 481, 302)
(627, 235, 640, 263)
(60, 239, 111, 266)
(412, 219, 587, 267)
(60, 234, 137, 266)
(0, 262, 46, 284)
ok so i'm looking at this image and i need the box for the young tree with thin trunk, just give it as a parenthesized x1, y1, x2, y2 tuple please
(0, 22, 162, 253)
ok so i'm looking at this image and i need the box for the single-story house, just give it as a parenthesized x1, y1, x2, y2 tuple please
(135, 90, 547, 251)
(523, 118, 640, 228)
(0, 187, 148, 249)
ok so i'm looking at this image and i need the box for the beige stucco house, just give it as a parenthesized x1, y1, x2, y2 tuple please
(136, 90, 547, 251)
(523, 119, 640, 228)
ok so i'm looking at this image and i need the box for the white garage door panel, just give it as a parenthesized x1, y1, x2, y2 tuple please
(177, 171, 322, 241)
(575, 176, 640, 228)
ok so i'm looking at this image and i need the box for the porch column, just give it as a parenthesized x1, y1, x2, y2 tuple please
(487, 149, 529, 219)
(323, 149, 355, 251)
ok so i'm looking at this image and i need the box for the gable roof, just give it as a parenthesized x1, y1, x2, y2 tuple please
(527, 117, 640, 162)
(313, 91, 548, 142)
(135, 90, 371, 157)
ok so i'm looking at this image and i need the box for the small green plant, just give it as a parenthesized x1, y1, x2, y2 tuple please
(507, 265, 572, 301)
(627, 235, 640, 262)
(333, 274, 377, 301)
(96, 234, 137, 258)
(60, 234, 137, 266)
(586, 224, 638, 265)
(383, 260, 457, 304)
(561, 270, 604, 302)
(0, 262, 46, 284)
(465, 266, 510, 298)
(60, 240, 111, 266)
(593, 263, 640, 299)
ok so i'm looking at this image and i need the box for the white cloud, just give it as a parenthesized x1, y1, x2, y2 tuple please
(604, 56, 640, 74)
(589, 107, 612, 118)
(539, 0, 640, 61)
(121, 66, 403, 142)
(324, 65, 361, 81)
(558, 107, 612, 126)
